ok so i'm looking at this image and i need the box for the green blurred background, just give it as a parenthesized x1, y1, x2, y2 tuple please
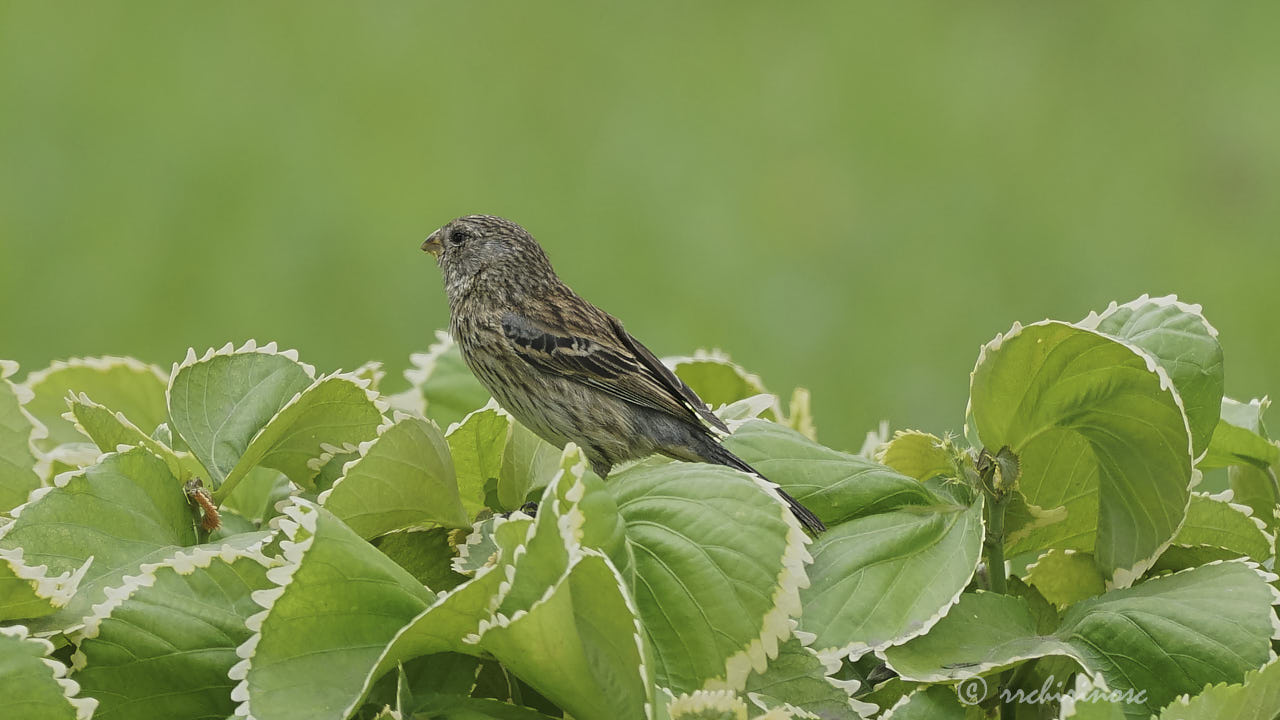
(2, 3, 1277, 450)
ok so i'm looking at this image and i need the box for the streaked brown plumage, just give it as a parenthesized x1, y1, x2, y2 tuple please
(422, 214, 825, 534)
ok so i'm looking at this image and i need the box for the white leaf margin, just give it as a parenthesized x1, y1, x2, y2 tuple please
(314, 410, 446, 510)
(2, 360, 53, 482)
(0, 546, 92, 611)
(70, 537, 278, 669)
(226, 369, 392, 490)
(747, 619, 881, 719)
(23, 355, 169, 478)
(392, 331, 482, 417)
(664, 688, 752, 718)
(1173, 489, 1275, 560)
(450, 511, 532, 577)
(812, 494, 985, 666)
(167, 340, 316, 391)
(60, 392, 197, 479)
(443, 396, 511, 437)
(228, 500, 318, 718)
(1078, 294, 1222, 465)
(704, 474, 813, 692)
(965, 318, 1197, 589)
(0, 624, 98, 720)
(464, 469, 658, 718)
(403, 330, 456, 390)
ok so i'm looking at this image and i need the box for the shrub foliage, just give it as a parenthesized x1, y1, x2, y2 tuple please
(1, 295, 1277, 719)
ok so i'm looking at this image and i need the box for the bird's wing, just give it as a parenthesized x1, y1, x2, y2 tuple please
(500, 311, 729, 433)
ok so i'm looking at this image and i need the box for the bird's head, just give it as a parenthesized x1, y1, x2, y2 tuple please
(423, 214, 556, 299)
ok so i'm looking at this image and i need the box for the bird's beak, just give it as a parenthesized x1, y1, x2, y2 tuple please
(422, 230, 443, 257)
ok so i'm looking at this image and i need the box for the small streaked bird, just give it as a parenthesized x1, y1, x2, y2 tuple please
(422, 214, 825, 534)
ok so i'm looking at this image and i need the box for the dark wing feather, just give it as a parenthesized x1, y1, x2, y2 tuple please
(500, 311, 726, 432)
(605, 315, 729, 433)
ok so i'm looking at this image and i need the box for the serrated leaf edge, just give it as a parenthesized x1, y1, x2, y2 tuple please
(1078, 293, 1220, 340)
(220, 370, 391, 493)
(62, 391, 198, 479)
(1157, 655, 1280, 718)
(665, 688, 750, 717)
(70, 539, 278, 669)
(815, 496, 985, 666)
(465, 471, 658, 718)
(0, 546, 92, 610)
(23, 355, 168, 396)
(403, 330, 455, 388)
(168, 340, 315, 387)
(0, 624, 98, 720)
(2, 362, 54, 483)
(451, 513, 531, 576)
(967, 318, 1197, 590)
(705, 474, 813, 692)
(315, 416, 461, 534)
(228, 500, 318, 717)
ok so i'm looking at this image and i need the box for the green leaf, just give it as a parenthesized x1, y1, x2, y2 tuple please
(497, 420, 568, 510)
(890, 562, 1279, 719)
(670, 350, 816, 438)
(230, 501, 435, 720)
(0, 447, 196, 629)
(167, 342, 315, 487)
(320, 415, 468, 538)
(1058, 561, 1277, 719)
(475, 551, 653, 720)
(64, 392, 203, 481)
(1025, 549, 1106, 610)
(0, 624, 97, 720)
(968, 320, 1193, 587)
(670, 351, 771, 411)
(451, 514, 531, 576)
(402, 332, 491, 430)
(1077, 295, 1224, 460)
(402, 692, 560, 719)
(743, 637, 870, 718)
(71, 546, 274, 720)
(446, 402, 512, 514)
(1200, 397, 1279, 470)
(724, 420, 938, 526)
(799, 489, 984, 659)
(877, 430, 958, 483)
(553, 466, 632, 582)
(353, 526, 520, 706)
(883, 592, 1083, 682)
(0, 546, 88, 621)
(608, 460, 809, 693)
(373, 528, 469, 592)
(1163, 491, 1273, 563)
(220, 466, 292, 526)
(1157, 657, 1280, 720)
(218, 372, 387, 497)
(22, 356, 168, 453)
(0, 361, 43, 513)
(880, 685, 970, 720)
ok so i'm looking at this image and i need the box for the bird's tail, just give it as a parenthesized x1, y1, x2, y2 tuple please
(699, 441, 826, 535)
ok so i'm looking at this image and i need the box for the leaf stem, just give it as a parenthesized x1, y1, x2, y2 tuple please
(210, 469, 246, 506)
(504, 664, 525, 707)
(985, 494, 1009, 595)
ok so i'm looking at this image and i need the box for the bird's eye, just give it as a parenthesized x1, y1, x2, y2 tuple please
(448, 228, 471, 247)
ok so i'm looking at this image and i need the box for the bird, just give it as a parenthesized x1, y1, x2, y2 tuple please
(422, 214, 825, 534)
